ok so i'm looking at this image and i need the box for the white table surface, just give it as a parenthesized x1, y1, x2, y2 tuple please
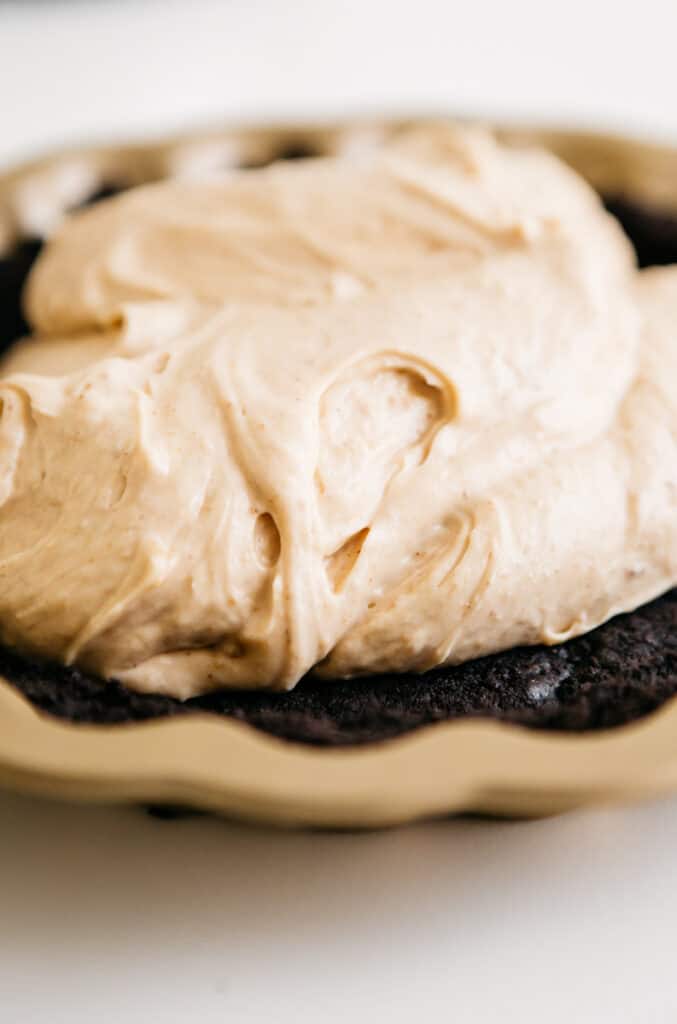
(1, 2, 677, 1021)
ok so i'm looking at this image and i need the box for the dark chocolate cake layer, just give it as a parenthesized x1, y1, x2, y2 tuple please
(0, 165, 675, 746)
(0, 590, 675, 745)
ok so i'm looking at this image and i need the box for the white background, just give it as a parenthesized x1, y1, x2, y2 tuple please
(1, 1, 677, 1021)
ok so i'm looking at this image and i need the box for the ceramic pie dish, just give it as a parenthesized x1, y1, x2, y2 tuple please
(0, 118, 675, 828)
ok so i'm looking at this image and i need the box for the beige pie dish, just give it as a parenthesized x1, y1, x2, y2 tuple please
(0, 118, 676, 828)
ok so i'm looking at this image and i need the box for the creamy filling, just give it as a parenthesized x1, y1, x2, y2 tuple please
(0, 124, 675, 698)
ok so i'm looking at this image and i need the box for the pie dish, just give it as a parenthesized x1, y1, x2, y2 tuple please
(0, 118, 675, 827)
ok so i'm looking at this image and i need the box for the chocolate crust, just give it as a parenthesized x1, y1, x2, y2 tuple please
(0, 173, 675, 746)
(603, 195, 677, 267)
(0, 590, 674, 745)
